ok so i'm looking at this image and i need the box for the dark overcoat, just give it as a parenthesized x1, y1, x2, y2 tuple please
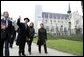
(37, 28, 47, 45)
(16, 19, 30, 45)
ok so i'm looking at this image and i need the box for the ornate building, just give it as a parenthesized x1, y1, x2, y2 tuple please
(35, 3, 83, 36)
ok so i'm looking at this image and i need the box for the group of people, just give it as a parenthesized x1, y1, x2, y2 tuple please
(1, 11, 48, 56)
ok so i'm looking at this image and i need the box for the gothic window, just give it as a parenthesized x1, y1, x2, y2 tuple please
(45, 13, 48, 19)
(50, 20, 52, 24)
(54, 20, 56, 23)
(46, 26, 49, 32)
(54, 14, 56, 19)
(60, 25, 63, 32)
(50, 14, 52, 19)
(51, 26, 54, 32)
(45, 20, 47, 23)
(64, 27, 67, 35)
(58, 21, 60, 23)
(56, 26, 59, 31)
(76, 20, 79, 24)
(58, 16, 60, 19)
(65, 17, 67, 19)
(61, 16, 64, 19)
(61, 25, 63, 27)
(64, 27, 67, 32)
(42, 13, 45, 18)
(62, 21, 63, 23)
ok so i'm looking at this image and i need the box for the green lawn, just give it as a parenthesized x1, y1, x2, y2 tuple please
(33, 37, 83, 56)
(46, 39, 83, 56)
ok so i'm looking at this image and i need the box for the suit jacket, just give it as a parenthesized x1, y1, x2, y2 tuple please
(17, 18, 30, 44)
(1, 19, 12, 41)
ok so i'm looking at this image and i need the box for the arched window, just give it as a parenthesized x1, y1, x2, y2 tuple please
(60, 25, 63, 32)
(42, 13, 45, 18)
(46, 26, 49, 32)
(54, 14, 56, 19)
(51, 26, 54, 32)
(50, 20, 52, 24)
(50, 14, 52, 19)
(61, 16, 64, 19)
(45, 20, 47, 23)
(64, 27, 67, 35)
(56, 26, 59, 31)
(58, 16, 60, 19)
(54, 20, 56, 23)
(45, 13, 48, 19)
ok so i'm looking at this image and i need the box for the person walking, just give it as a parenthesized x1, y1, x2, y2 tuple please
(27, 22, 35, 55)
(37, 23, 48, 54)
(1, 11, 13, 56)
(17, 16, 30, 56)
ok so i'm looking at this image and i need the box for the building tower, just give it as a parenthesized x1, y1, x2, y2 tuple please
(35, 5, 43, 33)
(67, 3, 71, 14)
(67, 3, 71, 35)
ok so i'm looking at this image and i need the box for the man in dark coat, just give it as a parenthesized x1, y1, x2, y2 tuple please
(37, 23, 48, 54)
(27, 22, 35, 55)
(17, 16, 30, 56)
(1, 11, 13, 56)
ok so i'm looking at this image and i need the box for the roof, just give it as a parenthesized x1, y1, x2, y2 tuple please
(42, 12, 69, 19)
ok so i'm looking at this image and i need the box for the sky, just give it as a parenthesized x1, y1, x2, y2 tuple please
(1, 1, 82, 23)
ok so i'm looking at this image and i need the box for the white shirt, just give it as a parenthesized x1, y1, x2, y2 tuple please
(6, 19, 8, 28)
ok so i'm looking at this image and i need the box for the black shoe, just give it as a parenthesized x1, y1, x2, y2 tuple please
(22, 54, 26, 56)
(45, 52, 48, 54)
(19, 53, 21, 56)
(39, 52, 41, 54)
(22, 53, 26, 56)
(29, 52, 31, 55)
(19, 51, 22, 56)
